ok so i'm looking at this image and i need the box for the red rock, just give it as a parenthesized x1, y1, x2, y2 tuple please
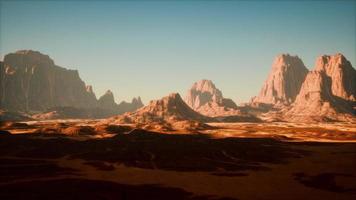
(251, 54, 308, 105)
(184, 79, 239, 117)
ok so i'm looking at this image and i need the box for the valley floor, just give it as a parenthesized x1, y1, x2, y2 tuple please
(0, 120, 355, 200)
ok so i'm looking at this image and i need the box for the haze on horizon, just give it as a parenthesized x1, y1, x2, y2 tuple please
(0, 0, 355, 104)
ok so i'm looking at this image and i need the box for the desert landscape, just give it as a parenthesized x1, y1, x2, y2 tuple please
(0, 49, 355, 200)
(1, 0, 356, 199)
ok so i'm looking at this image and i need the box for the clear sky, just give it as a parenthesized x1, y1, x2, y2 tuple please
(1, 0, 355, 104)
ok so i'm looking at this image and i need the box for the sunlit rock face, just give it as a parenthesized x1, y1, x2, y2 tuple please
(184, 79, 239, 117)
(107, 93, 210, 131)
(315, 53, 356, 101)
(0, 50, 97, 112)
(285, 53, 356, 122)
(251, 54, 308, 106)
(286, 71, 337, 120)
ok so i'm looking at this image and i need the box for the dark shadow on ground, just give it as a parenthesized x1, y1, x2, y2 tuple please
(0, 130, 309, 172)
(0, 158, 80, 182)
(293, 172, 356, 193)
(0, 178, 237, 200)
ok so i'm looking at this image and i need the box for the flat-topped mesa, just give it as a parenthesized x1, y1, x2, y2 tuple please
(4, 50, 55, 68)
(184, 79, 239, 117)
(252, 54, 308, 105)
(0, 50, 98, 111)
(315, 53, 356, 101)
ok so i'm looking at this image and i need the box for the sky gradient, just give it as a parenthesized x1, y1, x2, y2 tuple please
(1, 0, 355, 104)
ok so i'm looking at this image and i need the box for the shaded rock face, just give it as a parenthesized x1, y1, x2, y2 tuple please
(0, 50, 97, 112)
(97, 91, 144, 116)
(315, 53, 356, 101)
(117, 97, 144, 114)
(184, 79, 238, 117)
(252, 54, 308, 105)
(286, 53, 356, 122)
(98, 90, 117, 111)
(0, 50, 145, 119)
(108, 93, 210, 131)
(86, 85, 97, 102)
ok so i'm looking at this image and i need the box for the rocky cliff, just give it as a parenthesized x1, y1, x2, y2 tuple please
(314, 53, 356, 101)
(251, 54, 308, 105)
(285, 53, 355, 122)
(184, 79, 239, 117)
(0, 50, 97, 112)
(0, 50, 144, 119)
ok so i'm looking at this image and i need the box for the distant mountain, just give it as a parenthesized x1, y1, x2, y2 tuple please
(251, 54, 308, 106)
(184, 79, 240, 117)
(1, 50, 354, 123)
(0, 50, 144, 119)
(0, 50, 97, 111)
(98, 90, 117, 111)
(117, 97, 144, 114)
(107, 93, 211, 131)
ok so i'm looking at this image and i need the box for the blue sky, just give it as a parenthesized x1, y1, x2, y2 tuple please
(1, 0, 355, 104)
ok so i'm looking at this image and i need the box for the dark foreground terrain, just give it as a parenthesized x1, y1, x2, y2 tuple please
(0, 130, 355, 200)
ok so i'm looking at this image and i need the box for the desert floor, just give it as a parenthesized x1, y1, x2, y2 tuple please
(0, 121, 355, 200)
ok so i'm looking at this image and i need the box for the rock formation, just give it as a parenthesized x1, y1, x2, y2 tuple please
(0, 50, 97, 111)
(117, 97, 144, 114)
(251, 54, 308, 105)
(285, 53, 355, 122)
(314, 53, 356, 101)
(86, 85, 97, 103)
(98, 90, 117, 111)
(0, 50, 144, 119)
(184, 79, 240, 117)
(107, 93, 211, 131)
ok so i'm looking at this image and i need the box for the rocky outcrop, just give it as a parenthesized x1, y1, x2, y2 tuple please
(86, 85, 97, 105)
(285, 53, 355, 122)
(0, 50, 97, 112)
(0, 50, 145, 119)
(184, 79, 239, 117)
(251, 54, 308, 105)
(117, 97, 144, 114)
(98, 90, 117, 111)
(97, 91, 144, 115)
(285, 71, 337, 121)
(107, 93, 211, 131)
(315, 53, 356, 101)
